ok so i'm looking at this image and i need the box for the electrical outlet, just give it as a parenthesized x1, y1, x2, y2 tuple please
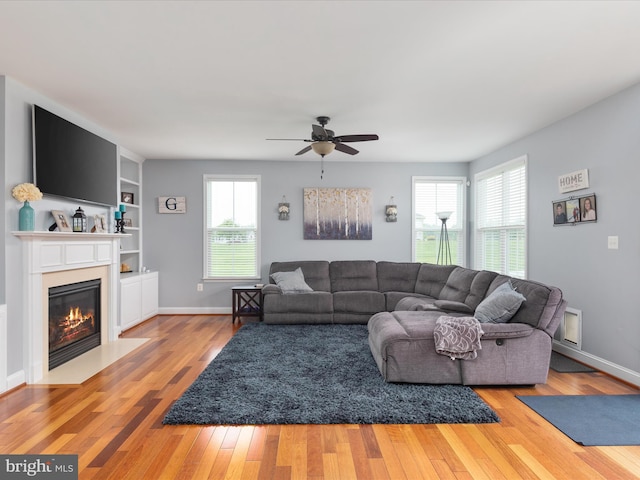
(608, 236, 619, 250)
(197, 283, 204, 292)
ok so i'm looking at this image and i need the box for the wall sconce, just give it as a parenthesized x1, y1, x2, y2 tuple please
(278, 196, 290, 220)
(385, 197, 398, 222)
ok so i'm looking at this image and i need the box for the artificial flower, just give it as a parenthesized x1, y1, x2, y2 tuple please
(12, 183, 43, 202)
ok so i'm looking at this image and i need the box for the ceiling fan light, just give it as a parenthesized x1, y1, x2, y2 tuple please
(311, 141, 335, 156)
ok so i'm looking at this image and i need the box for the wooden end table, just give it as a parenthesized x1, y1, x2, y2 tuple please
(231, 285, 263, 323)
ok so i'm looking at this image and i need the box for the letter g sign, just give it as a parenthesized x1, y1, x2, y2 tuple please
(158, 196, 186, 214)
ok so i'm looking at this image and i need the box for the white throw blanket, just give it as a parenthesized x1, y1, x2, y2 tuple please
(434, 316, 484, 360)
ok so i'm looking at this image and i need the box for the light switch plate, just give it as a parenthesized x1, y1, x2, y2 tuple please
(608, 236, 619, 249)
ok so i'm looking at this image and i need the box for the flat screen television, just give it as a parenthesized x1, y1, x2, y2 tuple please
(32, 105, 118, 207)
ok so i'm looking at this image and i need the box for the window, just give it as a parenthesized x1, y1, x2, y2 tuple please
(204, 175, 260, 280)
(474, 155, 527, 278)
(412, 177, 466, 265)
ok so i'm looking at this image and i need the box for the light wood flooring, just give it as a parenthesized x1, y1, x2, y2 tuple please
(1, 314, 640, 479)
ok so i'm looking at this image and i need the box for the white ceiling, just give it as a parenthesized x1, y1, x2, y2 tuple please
(1, 1, 640, 163)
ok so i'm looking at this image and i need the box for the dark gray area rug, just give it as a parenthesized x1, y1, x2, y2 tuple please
(517, 395, 640, 445)
(550, 351, 595, 373)
(163, 323, 500, 425)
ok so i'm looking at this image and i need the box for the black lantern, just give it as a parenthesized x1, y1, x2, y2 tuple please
(72, 207, 87, 232)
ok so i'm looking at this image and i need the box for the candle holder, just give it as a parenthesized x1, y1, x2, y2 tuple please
(115, 211, 126, 233)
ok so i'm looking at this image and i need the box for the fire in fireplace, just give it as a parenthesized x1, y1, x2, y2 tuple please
(49, 279, 101, 369)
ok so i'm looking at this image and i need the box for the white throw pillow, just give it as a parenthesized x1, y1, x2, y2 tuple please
(270, 267, 314, 294)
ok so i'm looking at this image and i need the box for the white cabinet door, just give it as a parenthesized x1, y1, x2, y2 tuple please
(120, 279, 142, 331)
(141, 272, 159, 320)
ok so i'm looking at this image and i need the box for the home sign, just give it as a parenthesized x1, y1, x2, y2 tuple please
(558, 169, 589, 194)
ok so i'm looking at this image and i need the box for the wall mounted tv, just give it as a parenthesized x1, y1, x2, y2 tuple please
(33, 105, 118, 207)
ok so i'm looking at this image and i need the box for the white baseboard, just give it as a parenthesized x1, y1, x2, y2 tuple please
(158, 307, 231, 315)
(553, 340, 640, 387)
(6, 370, 26, 392)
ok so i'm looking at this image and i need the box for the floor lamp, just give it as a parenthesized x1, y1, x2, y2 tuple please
(436, 211, 452, 265)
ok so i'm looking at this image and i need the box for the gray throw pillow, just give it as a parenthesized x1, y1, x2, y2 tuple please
(270, 267, 313, 294)
(474, 281, 525, 323)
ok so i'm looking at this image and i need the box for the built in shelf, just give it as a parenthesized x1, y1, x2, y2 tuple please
(120, 177, 140, 187)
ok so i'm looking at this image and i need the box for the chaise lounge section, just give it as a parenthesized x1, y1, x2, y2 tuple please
(262, 260, 566, 385)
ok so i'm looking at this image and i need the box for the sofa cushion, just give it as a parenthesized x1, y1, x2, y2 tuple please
(377, 261, 421, 293)
(263, 291, 333, 314)
(474, 281, 525, 323)
(414, 264, 457, 297)
(333, 291, 386, 314)
(385, 292, 429, 311)
(269, 261, 331, 292)
(270, 267, 313, 293)
(438, 267, 497, 309)
(433, 300, 474, 314)
(330, 260, 378, 292)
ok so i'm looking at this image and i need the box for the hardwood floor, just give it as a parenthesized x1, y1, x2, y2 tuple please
(2, 314, 640, 479)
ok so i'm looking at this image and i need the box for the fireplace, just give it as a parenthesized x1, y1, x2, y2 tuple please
(14, 231, 120, 385)
(48, 279, 101, 369)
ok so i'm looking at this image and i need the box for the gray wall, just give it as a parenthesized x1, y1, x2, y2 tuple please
(470, 81, 640, 376)
(142, 160, 469, 311)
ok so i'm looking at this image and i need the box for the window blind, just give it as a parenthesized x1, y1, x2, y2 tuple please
(474, 157, 527, 278)
(412, 177, 466, 265)
(204, 176, 260, 279)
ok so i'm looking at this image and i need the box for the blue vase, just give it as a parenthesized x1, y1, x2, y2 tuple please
(19, 201, 35, 231)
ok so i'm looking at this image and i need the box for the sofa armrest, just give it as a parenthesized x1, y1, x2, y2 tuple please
(433, 300, 474, 314)
(480, 322, 534, 339)
(262, 284, 283, 295)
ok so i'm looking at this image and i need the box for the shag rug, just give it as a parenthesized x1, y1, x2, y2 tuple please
(163, 323, 499, 425)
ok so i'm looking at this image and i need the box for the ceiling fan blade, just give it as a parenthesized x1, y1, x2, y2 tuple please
(334, 134, 379, 143)
(334, 143, 359, 155)
(312, 124, 329, 140)
(295, 145, 312, 156)
(266, 138, 312, 141)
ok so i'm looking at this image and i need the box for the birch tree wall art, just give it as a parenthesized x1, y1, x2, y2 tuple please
(303, 187, 372, 240)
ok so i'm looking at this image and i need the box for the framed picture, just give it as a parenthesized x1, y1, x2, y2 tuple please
(93, 214, 107, 233)
(553, 193, 597, 226)
(51, 210, 72, 232)
(553, 201, 567, 225)
(121, 192, 134, 204)
(123, 218, 133, 227)
(566, 198, 581, 223)
(303, 187, 372, 240)
(580, 195, 597, 222)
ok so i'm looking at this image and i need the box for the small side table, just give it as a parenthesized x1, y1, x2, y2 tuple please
(231, 285, 263, 323)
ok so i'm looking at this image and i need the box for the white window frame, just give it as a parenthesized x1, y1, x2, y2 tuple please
(473, 155, 527, 278)
(412, 176, 467, 266)
(203, 174, 261, 281)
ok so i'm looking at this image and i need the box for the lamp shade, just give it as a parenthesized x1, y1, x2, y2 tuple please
(311, 141, 336, 156)
(436, 211, 453, 221)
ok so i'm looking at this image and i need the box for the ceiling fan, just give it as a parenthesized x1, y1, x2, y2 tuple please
(267, 116, 379, 178)
(268, 116, 379, 157)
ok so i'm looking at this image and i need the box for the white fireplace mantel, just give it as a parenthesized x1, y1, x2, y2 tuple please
(14, 231, 126, 383)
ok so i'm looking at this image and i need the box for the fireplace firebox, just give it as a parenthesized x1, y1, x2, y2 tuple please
(49, 279, 101, 369)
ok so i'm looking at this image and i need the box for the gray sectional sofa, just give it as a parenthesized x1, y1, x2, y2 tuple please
(262, 260, 566, 385)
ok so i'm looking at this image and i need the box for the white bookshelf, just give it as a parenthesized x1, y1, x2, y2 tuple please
(117, 147, 159, 330)
(118, 148, 143, 273)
